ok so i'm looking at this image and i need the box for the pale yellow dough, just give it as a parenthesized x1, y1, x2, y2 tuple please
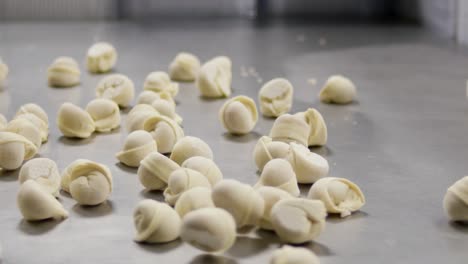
(0, 132, 37, 170)
(116, 130, 158, 167)
(211, 179, 264, 228)
(294, 108, 327, 146)
(6, 118, 42, 149)
(443, 176, 468, 222)
(270, 245, 320, 264)
(143, 115, 184, 154)
(181, 156, 223, 186)
(17, 180, 68, 221)
(96, 74, 135, 107)
(19, 158, 60, 197)
(254, 159, 299, 197)
(136, 90, 175, 106)
(57, 102, 95, 138)
(169, 52, 201, 82)
(133, 199, 181, 243)
(126, 104, 159, 132)
(163, 168, 211, 206)
(170, 136, 213, 165)
(253, 136, 290, 172)
(138, 152, 180, 191)
(308, 177, 365, 217)
(152, 99, 183, 124)
(259, 78, 293, 117)
(271, 198, 326, 244)
(180, 207, 236, 252)
(256, 186, 293, 230)
(219, 95, 258, 135)
(47, 56, 80, 87)
(270, 114, 310, 146)
(61, 159, 112, 206)
(144, 71, 179, 97)
(86, 42, 117, 73)
(174, 187, 214, 217)
(85, 99, 121, 132)
(196, 56, 232, 98)
(319, 75, 356, 104)
(14, 103, 49, 142)
(287, 143, 329, 184)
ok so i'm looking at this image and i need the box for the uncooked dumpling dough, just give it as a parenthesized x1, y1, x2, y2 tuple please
(169, 52, 201, 82)
(319, 75, 356, 104)
(138, 152, 180, 191)
(19, 158, 60, 197)
(212, 179, 264, 228)
(443, 176, 468, 222)
(0, 58, 8, 89)
(181, 207, 236, 252)
(259, 78, 293, 117)
(0, 132, 37, 170)
(96, 74, 135, 107)
(143, 71, 179, 97)
(0, 114, 6, 131)
(116, 130, 158, 167)
(270, 114, 310, 146)
(86, 42, 117, 73)
(271, 198, 326, 244)
(175, 187, 214, 217)
(143, 115, 184, 154)
(17, 180, 68, 221)
(219, 95, 258, 135)
(85, 99, 121, 132)
(170, 136, 213, 165)
(197, 56, 232, 98)
(163, 168, 211, 206)
(57, 102, 95, 138)
(6, 118, 42, 148)
(126, 104, 159, 132)
(287, 143, 329, 184)
(47, 56, 81, 87)
(256, 186, 293, 230)
(254, 159, 299, 197)
(15, 103, 49, 142)
(136, 90, 175, 106)
(253, 136, 290, 172)
(308, 177, 365, 217)
(181, 156, 223, 186)
(152, 99, 183, 124)
(270, 245, 320, 264)
(294, 108, 327, 146)
(133, 199, 181, 243)
(61, 159, 112, 206)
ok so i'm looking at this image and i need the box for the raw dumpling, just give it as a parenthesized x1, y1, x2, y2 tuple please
(181, 156, 223, 186)
(15, 103, 49, 142)
(270, 245, 320, 264)
(319, 75, 356, 104)
(116, 130, 158, 167)
(219, 95, 258, 135)
(61, 159, 112, 206)
(134, 199, 181, 243)
(254, 159, 299, 197)
(253, 136, 290, 172)
(126, 104, 159, 132)
(96, 74, 135, 107)
(270, 114, 310, 147)
(86, 42, 117, 73)
(0, 132, 37, 170)
(163, 168, 211, 206)
(17, 180, 68, 221)
(197, 56, 232, 98)
(47, 56, 80, 87)
(169, 52, 201, 82)
(151, 99, 182, 124)
(138, 152, 180, 191)
(136, 90, 175, 106)
(19, 158, 60, 197)
(143, 115, 184, 154)
(443, 176, 468, 222)
(294, 108, 327, 147)
(308, 177, 365, 217)
(287, 143, 329, 184)
(256, 186, 293, 230)
(85, 99, 121, 132)
(170, 136, 213, 165)
(174, 187, 214, 217)
(143, 71, 179, 97)
(258, 78, 293, 117)
(57, 102, 95, 138)
(6, 118, 42, 148)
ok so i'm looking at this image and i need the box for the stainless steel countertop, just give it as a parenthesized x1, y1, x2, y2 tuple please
(0, 20, 467, 264)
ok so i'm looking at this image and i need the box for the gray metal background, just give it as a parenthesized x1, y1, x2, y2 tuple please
(0, 19, 468, 264)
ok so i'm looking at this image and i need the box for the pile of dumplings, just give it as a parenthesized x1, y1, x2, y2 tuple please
(2, 41, 375, 264)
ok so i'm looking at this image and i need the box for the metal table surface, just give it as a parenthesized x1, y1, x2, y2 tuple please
(0, 20, 467, 264)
